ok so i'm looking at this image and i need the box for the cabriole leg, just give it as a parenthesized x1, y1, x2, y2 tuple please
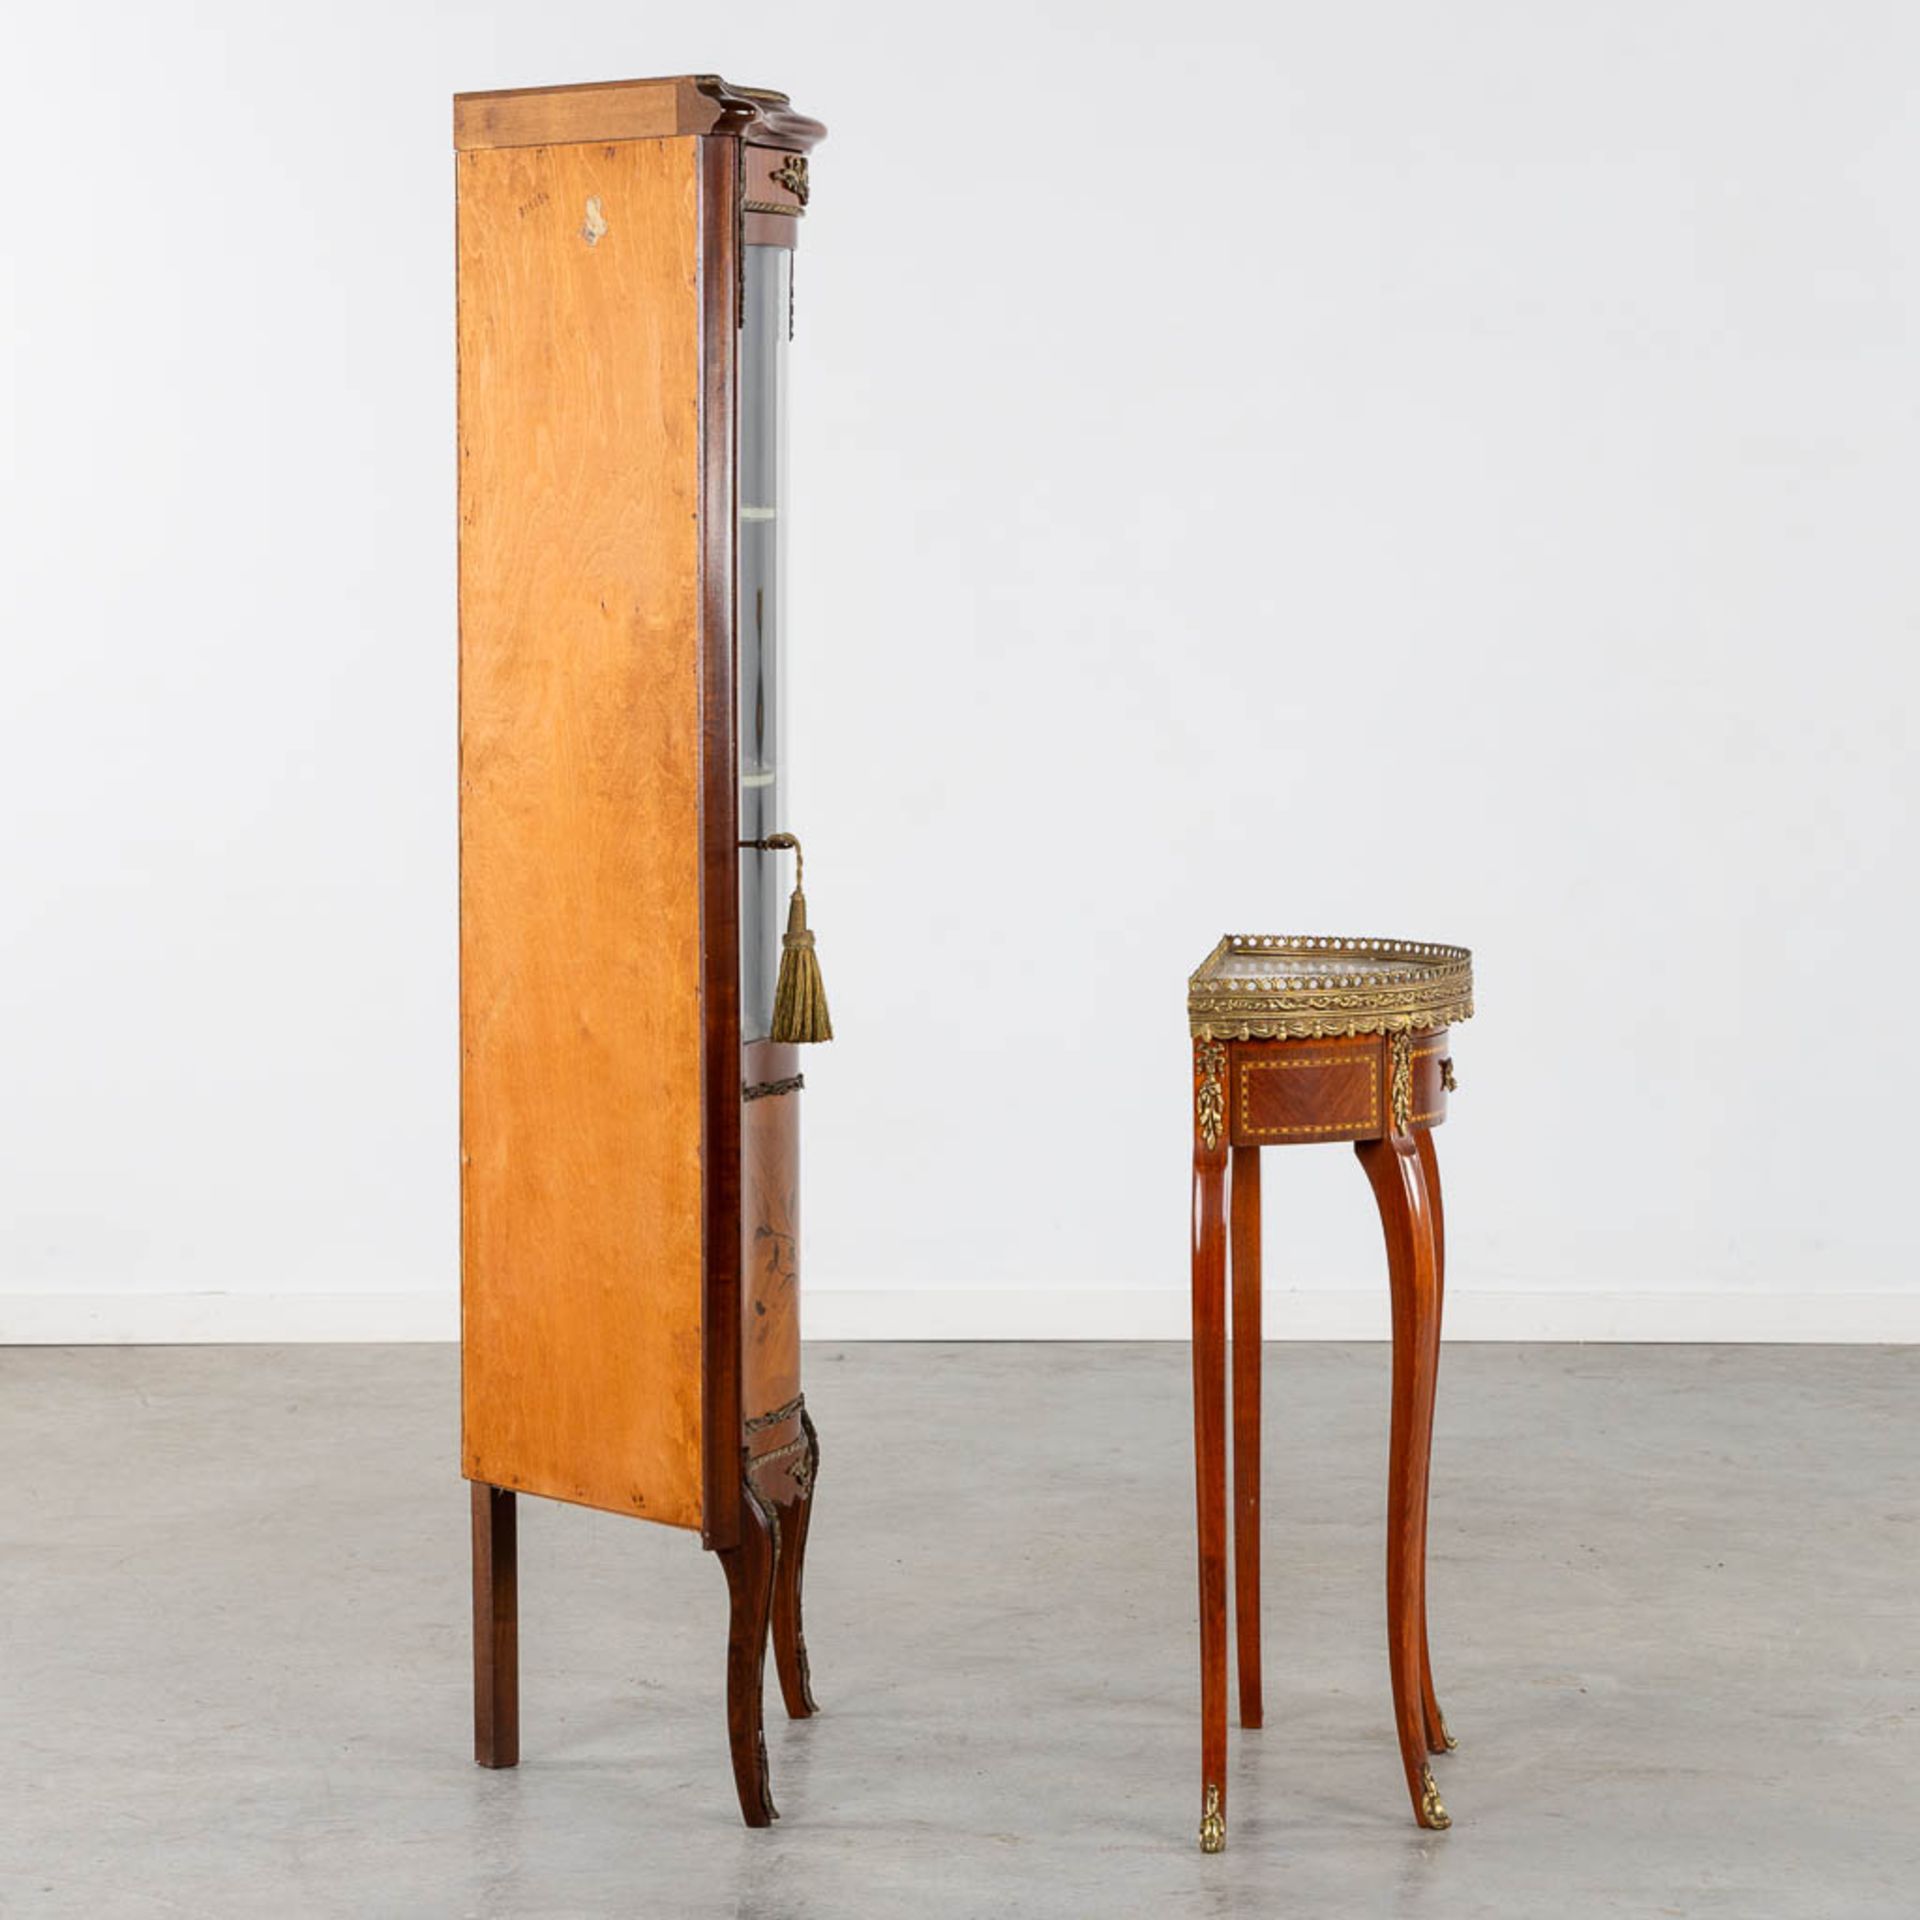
(1355, 1133, 1451, 1831)
(1412, 1125, 1454, 1755)
(771, 1409, 820, 1719)
(718, 1476, 780, 1827)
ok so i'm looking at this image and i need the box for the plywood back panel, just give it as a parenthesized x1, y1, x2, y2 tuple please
(459, 135, 709, 1529)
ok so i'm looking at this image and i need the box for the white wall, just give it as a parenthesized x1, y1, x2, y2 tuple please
(3, 3, 1916, 1342)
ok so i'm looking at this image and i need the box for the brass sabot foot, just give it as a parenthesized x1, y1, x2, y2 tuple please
(1417, 1764, 1451, 1831)
(1438, 1710, 1458, 1753)
(1198, 1783, 1226, 1854)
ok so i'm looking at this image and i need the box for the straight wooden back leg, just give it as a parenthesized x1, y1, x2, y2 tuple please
(1229, 1146, 1264, 1730)
(1192, 1039, 1231, 1852)
(471, 1482, 519, 1769)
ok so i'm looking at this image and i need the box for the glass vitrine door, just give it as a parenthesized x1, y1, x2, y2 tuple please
(738, 242, 791, 1043)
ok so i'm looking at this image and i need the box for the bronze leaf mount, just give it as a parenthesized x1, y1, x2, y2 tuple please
(1390, 1031, 1414, 1135)
(1195, 1040, 1227, 1152)
(769, 153, 809, 204)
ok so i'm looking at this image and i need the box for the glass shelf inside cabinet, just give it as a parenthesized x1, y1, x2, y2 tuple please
(739, 243, 791, 1044)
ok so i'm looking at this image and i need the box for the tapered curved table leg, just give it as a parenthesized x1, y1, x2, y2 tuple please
(1192, 1043, 1230, 1852)
(718, 1475, 780, 1827)
(771, 1410, 820, 1719)
(1412, 1126, 1454, 1756)
(1230, 1146, 1263, 1731)
(1356, 1132, 1451, 1831)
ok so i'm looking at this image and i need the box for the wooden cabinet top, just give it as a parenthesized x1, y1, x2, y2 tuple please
(454, 73, 825, 153)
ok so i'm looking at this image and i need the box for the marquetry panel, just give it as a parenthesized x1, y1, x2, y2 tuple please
(1233, 1037, 1385, 1145)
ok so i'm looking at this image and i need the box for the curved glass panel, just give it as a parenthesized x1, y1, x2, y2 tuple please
(739, 244, 791, 1043)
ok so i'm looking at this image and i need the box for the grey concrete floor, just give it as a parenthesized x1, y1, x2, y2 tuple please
(1, 1344, 1916, 1919)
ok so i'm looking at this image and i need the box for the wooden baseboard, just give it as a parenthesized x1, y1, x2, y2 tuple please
(1, 1289, 1915, 1344)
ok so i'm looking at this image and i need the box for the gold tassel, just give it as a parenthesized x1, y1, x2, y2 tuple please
(754, 832, 832, 1045)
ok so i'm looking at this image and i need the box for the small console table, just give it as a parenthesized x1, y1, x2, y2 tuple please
(1187, 934, 1475, 1851)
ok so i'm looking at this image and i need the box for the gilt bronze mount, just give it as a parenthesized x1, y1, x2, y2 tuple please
(1188, 934, 1474, 1042)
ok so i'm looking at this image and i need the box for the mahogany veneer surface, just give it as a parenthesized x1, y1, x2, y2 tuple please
(1229, 1032, 1450, 1146)
(741, 1041, 801, 1430)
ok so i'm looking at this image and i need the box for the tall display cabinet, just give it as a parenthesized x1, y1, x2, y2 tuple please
(454, 74, 827, 1828)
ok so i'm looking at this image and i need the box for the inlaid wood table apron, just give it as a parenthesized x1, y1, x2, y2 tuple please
(1187, 935, 1475, 1852)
